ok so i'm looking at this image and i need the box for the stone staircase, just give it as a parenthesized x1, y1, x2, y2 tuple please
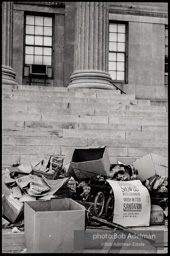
(2, 84, 168, 167)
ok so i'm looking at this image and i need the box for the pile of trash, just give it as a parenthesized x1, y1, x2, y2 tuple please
(2, 155, 69, 227)
(2, 148, 168, 229)
(144, 175, 168, 210)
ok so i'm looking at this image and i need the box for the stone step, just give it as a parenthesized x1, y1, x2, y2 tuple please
(2, 99, 166, 112)
(2, 120, 142, 131)
(2, 135, 88, 147)
(2, 93, 135, 102)
(3, 135, 167, 148)
(127, 105, 166, 113)
(62, 128, 168, 139)
(136, 100, 150, 106)
(2, 84, 120, 94)
(2, 88, 121, 98)
(3, 144, 167, 161)
(125, 130, 168, 140)
(109, 116, 168, 126)
(2, 129, 63, 138)
(2, 120, 79, 130)
(2, 110, 167, 126)
(2, 106, 168, 118)
(2, 145, 61, 156)
(87, 138, 167, 148)
(2, 120, 168, 135)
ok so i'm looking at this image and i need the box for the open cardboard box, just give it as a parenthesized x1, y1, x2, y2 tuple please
(133, 153, 168, 182)
(63, 146, 110, 180)
(24, 198, 86, 253)
(2, 194, 24, 223)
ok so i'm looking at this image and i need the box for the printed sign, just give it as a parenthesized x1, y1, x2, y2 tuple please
(106, 180, 151, 227)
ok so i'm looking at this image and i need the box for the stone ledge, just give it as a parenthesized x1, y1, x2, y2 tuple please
(2, 225, 168, 253)
(14, 1, 65, 8)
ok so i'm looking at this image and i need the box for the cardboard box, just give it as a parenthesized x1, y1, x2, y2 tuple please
(24, 198, 86, 253)
(63, 146, 110, 179)
(133, 153, 168, 182)
(2, 195, 24, 223)
(2, 182, 11, 196)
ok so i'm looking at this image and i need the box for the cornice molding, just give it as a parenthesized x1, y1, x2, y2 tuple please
(109, 8, 168, 19)
(14, 2, 65, 8)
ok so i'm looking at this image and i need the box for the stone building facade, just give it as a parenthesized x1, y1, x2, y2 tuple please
(2, 2, 168, 103)
(2, 2, 168, 167)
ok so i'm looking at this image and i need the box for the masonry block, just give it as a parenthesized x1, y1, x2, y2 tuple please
(137, 100, 150, 106)
(151, 72, 165, 86)
(109, 116, 167, 126)
(2, 145, 61, 156)
(142, 125, 168, 133)
(79, 123, 142, 131)
(107, 147, 128, 157)
(3, 113, 41, 122)
(128, 105, 166, 112)
(63, 129, 126, 139)
(127, 147, 168, 157)
(155, 86, 166, 99)
(2, 129, 63, 138)
(42, 114, 108, 124)
(126, 131, 168, 140)
(135, 85, 156, 99)
(2, 121, 25, 130)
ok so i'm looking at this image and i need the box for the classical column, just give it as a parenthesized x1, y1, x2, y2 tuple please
(2, 2, 18, 85)
(68, 2, 114, 89)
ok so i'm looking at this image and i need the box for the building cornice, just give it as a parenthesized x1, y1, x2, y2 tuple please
(14, 1, 65, 8)
(109, 9, 167, 18)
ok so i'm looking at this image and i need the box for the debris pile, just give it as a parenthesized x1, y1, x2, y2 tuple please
(2, 156, 68, 226)
(144, 175, 168, 210)
(2, 149, 168, 229)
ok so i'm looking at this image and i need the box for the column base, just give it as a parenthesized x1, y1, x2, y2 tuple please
(2, 65, 18, 85)
(68, 70, 115, 90)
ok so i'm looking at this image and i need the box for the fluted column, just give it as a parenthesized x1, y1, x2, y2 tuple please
(2, 2, 18, 85)
(68, 2, 114, 89)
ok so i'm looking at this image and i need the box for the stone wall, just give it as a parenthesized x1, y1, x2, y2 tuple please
(13, 2, 76, 87)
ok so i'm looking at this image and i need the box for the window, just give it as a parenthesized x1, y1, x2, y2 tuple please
(109, 23, 127, 82)
(165, 25, 168, 86)
(24, 14, 53, 76)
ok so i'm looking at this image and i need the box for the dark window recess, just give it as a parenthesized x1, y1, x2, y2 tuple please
(31, 64, 47, 74)
(165, 63, 168, 73)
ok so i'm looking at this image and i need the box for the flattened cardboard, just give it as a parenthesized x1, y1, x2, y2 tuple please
(2, 182, 11, 196)
(133, 153, 168, 182)
(39, 177, 69, 200)
(63, 146, 110, 179)
(24, 198, 85, 253)
(3, 195, 24, 223)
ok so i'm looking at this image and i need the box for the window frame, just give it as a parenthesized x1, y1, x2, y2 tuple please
(108, 21, 128, 84)
(23, 12, 54, 78)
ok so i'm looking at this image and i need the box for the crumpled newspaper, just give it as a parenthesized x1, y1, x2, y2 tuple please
(108, 162, 138, 181)
(144, 174, 168, 209)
